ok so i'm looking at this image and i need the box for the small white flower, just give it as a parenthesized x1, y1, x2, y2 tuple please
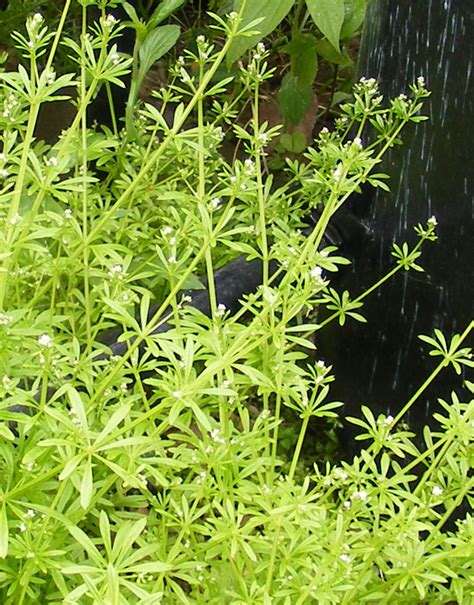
(38, 333, 52, 348)
(104, 14, 116, 26)
(196, 35, 205, 44)
(343, 500, 351, 509)
(161, 226, 173, 236)
(417, 75, 425, 88)
(25, 509, 36, 519)
(210, 197, 222, 209)
(2, 375, 13, 390)
(339, 553, 352, 563)
(0, 168, 9, 178)
(310, 266, 323, 280)
(332, 163, 343, 182)
(45, 156, 58, 167)
(353, 137, 363, 148)
(19, 522, 27, 532)
(172, 390, 182, 399)
(316, 360, 326, 370)
(244, 158, 255, 174)
(398, 93, 408, 101)
(0, 152, 6, 161)
(334, 468, 348, 481)
(45, 69, 55, 84)
(216, 303, 226, 317)
(108, 264, 124, 279)
(167, 255, 176, 264)
(384, 414, 394, 425)
(64, 208, 73, 220)
(352, 490, 368, 502)
(432, 486, 443, 497)
(427, 215, 438, 227)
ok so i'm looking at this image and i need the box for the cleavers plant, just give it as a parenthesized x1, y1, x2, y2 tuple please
(0, 2, 473, 604)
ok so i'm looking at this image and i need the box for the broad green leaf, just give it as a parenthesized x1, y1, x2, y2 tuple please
(277, 72, 313, 125)
(227, 0, 295, 66)
(306, 0, 345, 52)
(341, 0, 367, 40)
(138, 25, 180, 83)
(149, 0, 187, 28)
(281, 33, 318, 87)
(280, 132, 307, 153)
(315, 38, 352, 65)
(0, 503, 8, 558)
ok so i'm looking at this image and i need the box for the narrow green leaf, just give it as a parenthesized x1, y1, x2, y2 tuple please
(306, 0, 345, 52)
(66, 386, 89, 432)
(100, 511, 112, 560)
(113, 517, 147, 567)
(187, 400, 212, 433)
(96, 404, 131, 446)
(59, 454, 82, 481)
(68, 526, 104, 566)
(80, 457, 94, 510)
(0, 503, 8, 558)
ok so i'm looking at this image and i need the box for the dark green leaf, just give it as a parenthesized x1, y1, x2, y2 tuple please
(315, 38, 352, 66)
(138, 25, 181, 83)
(227, 0, 295, 66)
(281, 33, 318, 87)
(341, 0, 366, 40)
(149, 0, 187, 28)
(277, 72, 312, 125)
(306, 0, 345, 51)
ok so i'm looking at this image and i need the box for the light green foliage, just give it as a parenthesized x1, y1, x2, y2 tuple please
(0, 4, 472, 604)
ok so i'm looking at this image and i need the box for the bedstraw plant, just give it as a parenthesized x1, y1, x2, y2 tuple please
(0, 3, 472, 604)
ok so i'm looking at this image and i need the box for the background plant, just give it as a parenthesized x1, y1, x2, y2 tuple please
(0, 3, 472, 604)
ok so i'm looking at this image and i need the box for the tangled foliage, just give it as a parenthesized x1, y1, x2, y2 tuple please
(0, 5, 472, 604)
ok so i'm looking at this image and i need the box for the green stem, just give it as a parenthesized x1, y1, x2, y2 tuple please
(288, 413, 310, 480)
